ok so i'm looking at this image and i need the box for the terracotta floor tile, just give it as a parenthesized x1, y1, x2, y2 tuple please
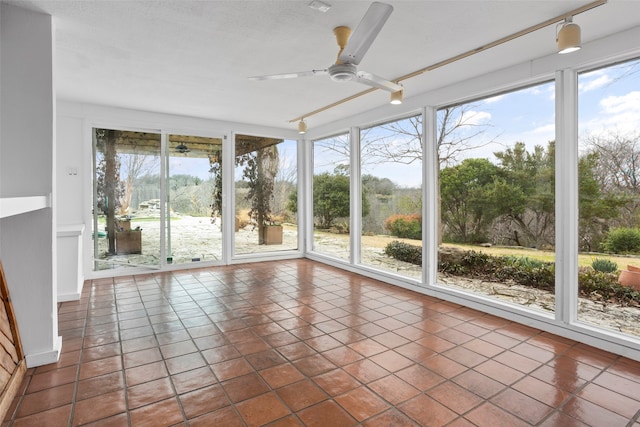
(79, 412, 129, 427)
(578, 382, 640, 418)
(493, 349, 542, 373)
(369, 350, 414, 372)
(201, 344, 241, 364)
(453, 369, 505, 399)
(129, 397, 184, 427)
(124, 360, 168, 387)
(79, 355, 123, 380)
(76, 371, 125, 401)
(442, 346, 488, 368)
(362, 408, 419, 427)
(335, 386, 389, 421)
(15, 383, 74, 418)
(474, 359, 525, 385)
(560, 396, 630, 426)
(348, 338, 388, 357)
(72, 389, 127, 426)
(399, 394, 457, 426)
(193, 333, 229, 350)
(491, 388, 553, 424)
(464, 402, 530, 427)
(160, 340, 198, 359)
(344, 359, 390, 384)
(123, 347, 163, 369)
(530, 364, 586, 393)
(222, 372, 270, 403)
(429, 381, 484, 414)
(235, 392, 291, 427)
(210, 357, 253, 381)
(422, 354, 467, 379)
(512, 375, 570, 407)
(12, 404, 72, 427)
(171, 366, 217, 394)
(371, 331, 410, 348)
(297, 400, 357, 427)
(179, 384, 230, 419)
(396, 364, 445, 391)
(277, 342, 316, 361)
(259, 363, 305, 389)
(127, 377, 175, 409)
(26, 365, 78, 393)
(416, 334, 457, 353)
(330, 328, 368, 345)
(165, 352, 206, 375)
(277, 379, 328, 411)
(188, 405, 244, 427)
(312, 369, 361, 396)
(293, 354, 337, 377)
(245, 349, 287, 370)
(322, 346, 365, 367)
(538, 411, 590, 427)
(593, 371, 640, 400)
(368, 375, 420, 405)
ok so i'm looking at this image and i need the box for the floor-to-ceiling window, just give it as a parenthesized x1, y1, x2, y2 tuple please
(578, 57, 640, 338)
(359, 115, 423, 280)
(311, 133, 351, 260)
(92, 128, 161, 270)
(435, 81, 557, 314)
(234, 134, 298, 255)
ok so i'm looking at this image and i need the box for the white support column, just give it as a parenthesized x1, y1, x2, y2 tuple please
(298, 137, 310, 254)
(555, 69, 579, 324)
(0, 3, 61, 367)
(423, 107, 439, 286)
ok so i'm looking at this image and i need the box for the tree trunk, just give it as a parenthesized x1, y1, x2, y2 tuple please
(104, 130, 118, 254)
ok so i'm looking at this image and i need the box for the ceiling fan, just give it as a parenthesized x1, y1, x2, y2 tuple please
(249, 2, 402, 93)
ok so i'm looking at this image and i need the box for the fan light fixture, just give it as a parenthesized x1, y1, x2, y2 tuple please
(557, 16, 581, 54)
(298, 119, 307, 134)
(390, 88, 403, 105)
(175, 143, 190, 154)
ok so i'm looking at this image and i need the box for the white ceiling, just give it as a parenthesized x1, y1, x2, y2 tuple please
(6, 0, 640, 131)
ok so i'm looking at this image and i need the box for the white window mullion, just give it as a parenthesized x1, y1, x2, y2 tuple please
(159, 132, 167, 267)
(350, 127, 361, 266)
(423, 107, 438, 286)
(555, 69, 579, 324)
(222, 133, 234, 262)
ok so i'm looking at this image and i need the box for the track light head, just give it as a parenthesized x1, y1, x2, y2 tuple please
(298, 119, 307, 134)
(390, 88, 403, 105)
(557, 16, 581, 54)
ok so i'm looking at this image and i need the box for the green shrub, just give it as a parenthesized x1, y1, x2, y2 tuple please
(383, 214, 422, 240)
(578, 269, 640, 304)
(383, 241, 422, 265)
(602, 227, 640, 254)
(591, 258, 618, 273)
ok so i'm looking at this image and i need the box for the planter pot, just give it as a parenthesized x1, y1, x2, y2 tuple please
(618, 269, 640, 291)
(116, 230, 142, 254)
(263, 225, 283, 245)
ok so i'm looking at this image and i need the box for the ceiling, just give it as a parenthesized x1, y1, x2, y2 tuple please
(5, 0, 640, 132)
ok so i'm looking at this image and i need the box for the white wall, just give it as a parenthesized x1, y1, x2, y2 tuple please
(0, 3, 61, 367)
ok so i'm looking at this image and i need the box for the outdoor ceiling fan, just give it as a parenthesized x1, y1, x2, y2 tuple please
(249, 2, 402, 93)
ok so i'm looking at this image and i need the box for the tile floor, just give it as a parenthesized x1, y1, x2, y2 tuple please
(4, 259, 640, 426)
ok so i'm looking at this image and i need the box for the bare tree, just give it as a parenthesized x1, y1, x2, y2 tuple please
(584, 130, 640, 227)
(119, 153, 159, 214)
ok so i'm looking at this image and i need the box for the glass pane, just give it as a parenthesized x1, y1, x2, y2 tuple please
(234, 135, 298, 254)
(312, 133, 350, 260)
(436, 82, 556, 313)
(360, 116, 423, 279)
(578, 58, 640, 338)
(93, 128, 161, 270)
(166, 134, 223, 265)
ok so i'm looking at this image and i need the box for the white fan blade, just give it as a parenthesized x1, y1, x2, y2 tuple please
(338, 2, 393, 66)
(356, 71, 401, 92)
(248, 69, 327, 81)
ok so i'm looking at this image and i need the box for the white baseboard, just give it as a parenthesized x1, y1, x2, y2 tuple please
(25, 336, 62, 368)
(57, 292, 81, 302)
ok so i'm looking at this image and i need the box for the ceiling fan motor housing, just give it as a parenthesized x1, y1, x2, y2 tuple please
(329, 63, 357, 82)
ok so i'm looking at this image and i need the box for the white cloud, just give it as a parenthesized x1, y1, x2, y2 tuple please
(461, 110, 492, 126)
(484, 94, 506, 104)
(600, 91, 640, 115)
(579, 73, 612, 93)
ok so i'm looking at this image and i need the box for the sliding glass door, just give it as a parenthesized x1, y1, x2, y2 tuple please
(92, 128, 161, 270)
